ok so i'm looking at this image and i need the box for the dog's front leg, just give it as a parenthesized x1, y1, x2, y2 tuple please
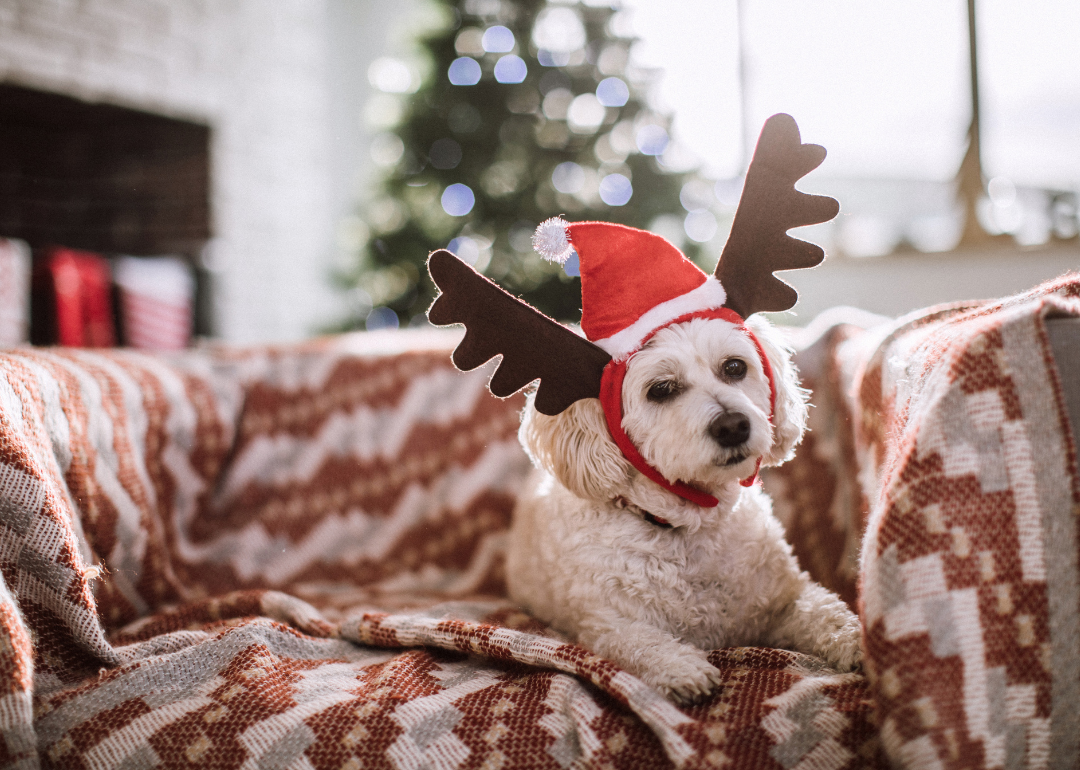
(578, 612, 721, 705)
(765, 579, 863, 671)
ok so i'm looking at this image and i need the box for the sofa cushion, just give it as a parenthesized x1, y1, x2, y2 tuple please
(0, 330, 883, 769)
(5, 271, 1078, 768)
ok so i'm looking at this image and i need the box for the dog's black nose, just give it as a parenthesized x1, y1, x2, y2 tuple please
(709, 412, 750, 447)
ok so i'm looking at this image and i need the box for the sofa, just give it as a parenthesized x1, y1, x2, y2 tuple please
(0, 274, 1076, 769)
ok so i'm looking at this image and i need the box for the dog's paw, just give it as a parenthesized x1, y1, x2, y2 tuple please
(642, 650, 722, 705)
(822, 623, 863, 672)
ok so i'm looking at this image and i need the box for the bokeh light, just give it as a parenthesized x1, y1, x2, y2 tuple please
(370, 133, 404, 167)
(366, 307, 400, 331)
(599, 174, 633, 206)
(494, 55, 528, 84)
(714, 178, 743, 208)
(367, 198, 406, 234)
(595, 77, 629, 107)
(364, 93, 404, 129)
(680, 179, 714, 212)
(607, 9, 634, 38)
(348, 287, 373, 320)
(336, 216, 370, 253)
(448, 57, 482, 86)
(659, 141, 698, 173)
(482, 26, 515, 53)
(542, 88, 573, 120)
(636, 125, 669, 155)
(447, 236, 480, 265)
(649, 214, 687, 248)
(551, 162, 585, 194)
(429, 138, 462, 170)
(509, 223, 535, 252)
(537, 49, 571, 67)
(567, 93, 606, 133)
(608, 121, 637, 155)
(683, 211, 718, 242)
(532, 7, 586, 54)
(481, 161, 524, 197)
(454, 28, 484, 56)
(562, 251, 580, 277)
(593, 133, 626, 165)
(576, 167, 601, 202)
(441, 183, 476, 216)
(597, 45, 628, 76)
(367, 57, 417, 94)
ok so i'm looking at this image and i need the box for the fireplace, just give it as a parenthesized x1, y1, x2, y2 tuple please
(0, 83, 212, 340)
(0, 0, 392, 343)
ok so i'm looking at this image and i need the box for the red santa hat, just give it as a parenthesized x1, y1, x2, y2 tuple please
(533, 218, 728, 360)
(535, 217, 771, 504)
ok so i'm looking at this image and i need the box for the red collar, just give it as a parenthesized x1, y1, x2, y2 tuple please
(598, 308, 776, 509)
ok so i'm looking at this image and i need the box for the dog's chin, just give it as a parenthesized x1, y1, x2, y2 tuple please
(718, 451, 750, 468)
(682, 448, 763, 492)
(638, 451, 763, 519)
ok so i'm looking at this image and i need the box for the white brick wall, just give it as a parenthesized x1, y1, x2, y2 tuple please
(0, 0, 345, 343)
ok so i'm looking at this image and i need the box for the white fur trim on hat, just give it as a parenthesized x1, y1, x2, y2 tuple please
(593, 276, 728, 362)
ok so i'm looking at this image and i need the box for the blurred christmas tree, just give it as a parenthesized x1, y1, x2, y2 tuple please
(340, 0, 719, 330)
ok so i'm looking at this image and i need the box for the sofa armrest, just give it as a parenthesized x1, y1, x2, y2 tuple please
(848, 276, 1080, 768)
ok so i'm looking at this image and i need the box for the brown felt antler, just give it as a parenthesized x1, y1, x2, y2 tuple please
(716, 113, 840, 318)
(427, 249, 612, 415)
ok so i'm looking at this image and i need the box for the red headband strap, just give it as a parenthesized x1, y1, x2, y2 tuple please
(598, 308, 776, 509)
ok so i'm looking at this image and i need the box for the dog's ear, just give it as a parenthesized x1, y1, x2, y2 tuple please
(519, 395, 632, 501)
(746, 316, 808, 467)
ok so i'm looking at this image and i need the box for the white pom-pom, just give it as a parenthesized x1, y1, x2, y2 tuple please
(532, 217, 573, 264)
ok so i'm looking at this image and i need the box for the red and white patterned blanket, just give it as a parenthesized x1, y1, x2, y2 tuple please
(766, 274, 1080, 769)
(1, 276, 1077, 769)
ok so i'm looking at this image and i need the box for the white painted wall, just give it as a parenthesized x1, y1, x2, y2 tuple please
(0, 0, 409, 344)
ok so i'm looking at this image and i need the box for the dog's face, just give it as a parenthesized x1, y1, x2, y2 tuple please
(520, 315, 807, 522)
(621, 317, 775, 493)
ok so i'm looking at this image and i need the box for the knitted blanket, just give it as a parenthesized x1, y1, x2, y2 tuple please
(766, 274, 1080, 768)
(1, 275, 1077, 768)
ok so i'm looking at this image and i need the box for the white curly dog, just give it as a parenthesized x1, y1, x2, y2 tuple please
(505, 315, 862, 704)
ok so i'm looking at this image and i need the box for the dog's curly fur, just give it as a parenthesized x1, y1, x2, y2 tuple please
(506, 316, 861, 704)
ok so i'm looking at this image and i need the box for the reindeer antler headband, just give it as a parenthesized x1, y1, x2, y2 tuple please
(427, 114, 838, 504)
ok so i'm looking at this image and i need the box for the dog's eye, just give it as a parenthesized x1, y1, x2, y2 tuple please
(722, 358, 748, 380)
(647, 380, 680, 402)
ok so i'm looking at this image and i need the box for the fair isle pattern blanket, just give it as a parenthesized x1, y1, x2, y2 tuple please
(766, 276, 1080, 769)
(1, 274, 1078, 769)
(0, 330, 880, 769)
(853, 279, 1080, 769)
